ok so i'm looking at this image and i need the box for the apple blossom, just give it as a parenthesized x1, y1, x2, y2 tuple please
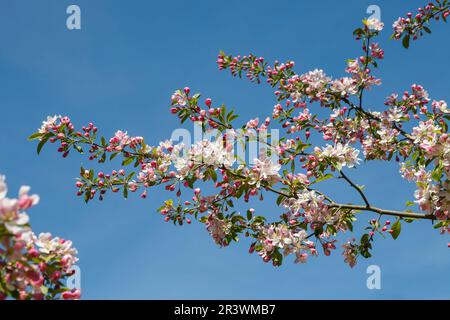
(30, 2, 449, 269)
(0, 175, 79, 300)
(392, 1, 450, 47)
(365, 17, 384, 31)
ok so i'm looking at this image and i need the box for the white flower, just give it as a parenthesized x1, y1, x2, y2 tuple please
(252, 157, 281, 181)
(331, 77, 358, 96)
(258, 224, 309, 258)
(392, 18, 407, 36)
(190, 139, 235, 168)
(5, 213, 30, 234)
(366, 18, 384, 31)
(35, 233, 78, 265)
(205, 213, 231, 246)
(169, 140, 235, 179)
(38, 115, 60, 134)
(432, 100, 449, 114)
(171, 90, 187, 106)
(301, 69, 331, 90)
(0, 176, 31, 235)
(317, 143, 361, 168)
(159, 140, 173, 150)
(384, 106, 403, 122)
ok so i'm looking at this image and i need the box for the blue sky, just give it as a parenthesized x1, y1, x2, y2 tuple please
(0, 0, 449, 299)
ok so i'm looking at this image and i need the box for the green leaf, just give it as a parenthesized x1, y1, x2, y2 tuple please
(74, 145, 84, 154)
(402, 35, 410, 49)
(36, 136, 49, 155)
(314, 173, 334, 184)
(433, 221, 445, 229)
(405, 201, 415, 207)
(110, 152, 119, 161)
(122, 157, 134, 166)
(126, 171, 135, 181)
(276, 195, 284, 206)
(431, 165, 443, 181)
(246, 210, 253, 221)
(390, 220, 401, 239)
(84, 190, 90, 203)
(210, 170, 217, 182)
(28, 132, 42, 141)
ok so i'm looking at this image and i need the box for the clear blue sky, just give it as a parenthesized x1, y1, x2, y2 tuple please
(0, 0, 448, 299)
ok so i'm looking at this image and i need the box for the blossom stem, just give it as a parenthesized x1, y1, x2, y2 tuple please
(328, 203, 434, 220)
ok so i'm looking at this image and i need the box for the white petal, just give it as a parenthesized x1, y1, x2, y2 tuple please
(19, 185, 31, 197)
(0, 175, 7, 199)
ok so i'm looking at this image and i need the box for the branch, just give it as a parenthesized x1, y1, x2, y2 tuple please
(328, 203, 435, 220)
(338, 170, 370, 208)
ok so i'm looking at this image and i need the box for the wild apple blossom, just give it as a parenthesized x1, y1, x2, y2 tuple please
(315, 143, 361, 169)
(0, 175, 79, 300)
(30, 3, 449, 271)
(366, 17, 384, 31)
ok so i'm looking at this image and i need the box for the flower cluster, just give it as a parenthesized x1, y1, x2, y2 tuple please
(314, 143, 361, 169)
(205, 212, 232, 247)
(392, 0, 450, 47)
(0, 175, 80, 300)
(30, 4, 449, 270)
(366, 17, 384, 31)
(255, 224, 313, 266)
(400, 163, 449, 220)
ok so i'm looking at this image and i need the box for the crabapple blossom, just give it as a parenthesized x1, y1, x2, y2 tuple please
(0, 175, 79, 300)
(366, 17, 384, 31)
(30, 2, 449, 269)
(315, 143, 361, 169)
(392, 0, 450, 46)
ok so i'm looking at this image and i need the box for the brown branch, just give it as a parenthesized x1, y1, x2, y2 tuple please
(339, 170, 370, 208)
(328, 203, 434, 220)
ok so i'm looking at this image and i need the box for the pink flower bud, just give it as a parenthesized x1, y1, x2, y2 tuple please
(28, 248, 39, 258)
(62, 289, 81, 300)
(39, 262, 47, 272)
(52, 271, 61, 281)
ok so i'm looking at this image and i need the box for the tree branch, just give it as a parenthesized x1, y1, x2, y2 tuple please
(328, 203, 435, 220)
(339, 170, 370, 208)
